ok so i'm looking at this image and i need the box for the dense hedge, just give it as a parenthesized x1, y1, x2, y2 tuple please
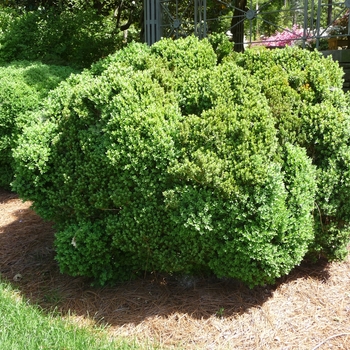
(12, 37, 350, 286)
(0, 61, 77, 189)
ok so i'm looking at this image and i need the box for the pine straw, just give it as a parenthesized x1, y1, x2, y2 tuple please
(1, 188, 350, 349)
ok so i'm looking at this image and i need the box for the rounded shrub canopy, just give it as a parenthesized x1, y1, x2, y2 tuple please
(13, 37, 350, 287)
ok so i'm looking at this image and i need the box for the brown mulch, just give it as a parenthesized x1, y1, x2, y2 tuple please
(1, 188, 350, 349)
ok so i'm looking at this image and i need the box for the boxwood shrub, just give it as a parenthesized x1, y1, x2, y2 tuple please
(235, 47, 350, 260)
(0, 61, 77, 189)
(12, 37, 349, 287)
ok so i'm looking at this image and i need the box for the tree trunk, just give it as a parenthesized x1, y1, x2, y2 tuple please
(231, 0, 247, 52)
(327, 0, 333, 26)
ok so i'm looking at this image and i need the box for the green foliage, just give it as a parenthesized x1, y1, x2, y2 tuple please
(0, 7, 15, 36)
(13, 45, 182, 284)
(151, 36, 217, 71)
(0, 60, 77, 189)
(11, 37, 348, 287)
(162, 57, 316, 285)
(0, 7, 126, 68)
(207, 33, 234, 63)
(235, 46, 350, 260)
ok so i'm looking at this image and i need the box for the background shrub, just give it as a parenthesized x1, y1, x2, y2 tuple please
(0, 7, 125, 68)
(12, 37, 349, 287)
(0, 61, 77, 189)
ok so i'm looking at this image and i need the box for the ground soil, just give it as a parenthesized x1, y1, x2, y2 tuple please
(1, 188, 350, 349)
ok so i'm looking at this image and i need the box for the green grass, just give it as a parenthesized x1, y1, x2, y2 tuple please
(0, 278, 138, 350)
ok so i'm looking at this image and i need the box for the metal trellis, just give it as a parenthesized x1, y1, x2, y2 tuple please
(144, 0, 350, 49)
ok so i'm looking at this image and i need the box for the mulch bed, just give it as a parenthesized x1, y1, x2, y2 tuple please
(1, 188, 350, 349)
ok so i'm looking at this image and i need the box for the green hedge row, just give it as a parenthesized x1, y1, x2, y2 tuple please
(9, 36, 350, 287)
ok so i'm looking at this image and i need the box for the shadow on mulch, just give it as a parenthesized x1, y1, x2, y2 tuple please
(0, 189, 331, 328)
(0, 188, 19, 204)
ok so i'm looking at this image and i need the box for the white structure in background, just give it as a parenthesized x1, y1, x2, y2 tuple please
(144, 0, 350, 49)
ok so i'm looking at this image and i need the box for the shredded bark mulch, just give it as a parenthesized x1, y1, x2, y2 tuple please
(1, 188, 350, 349)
